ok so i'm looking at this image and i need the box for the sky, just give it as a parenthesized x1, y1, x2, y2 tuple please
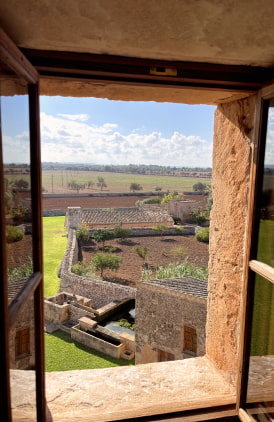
(2, 95, 217, 167)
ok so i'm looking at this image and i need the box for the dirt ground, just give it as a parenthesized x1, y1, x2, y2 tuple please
(81, 235, 209, 288)
(42, 193, 206, 210)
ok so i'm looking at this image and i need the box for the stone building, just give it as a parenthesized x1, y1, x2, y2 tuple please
(66, 205, 173, 230)
(135, 277, 207, 364)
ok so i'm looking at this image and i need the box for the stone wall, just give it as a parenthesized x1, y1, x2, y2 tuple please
(59, 229, 135, 308)
(168, 199, 202, 223)
(135, 281, 207, 364)
(43, 209, 66, 217)
(206, 94, 257, 386)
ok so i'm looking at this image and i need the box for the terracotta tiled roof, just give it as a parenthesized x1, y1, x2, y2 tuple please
(146, 277, 208, 298)
(81, 206, 173, 225)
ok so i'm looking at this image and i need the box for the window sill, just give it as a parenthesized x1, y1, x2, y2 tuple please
(11, 356, 236, 421)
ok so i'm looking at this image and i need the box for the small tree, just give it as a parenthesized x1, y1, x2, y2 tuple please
(152, 224, 168, 236)
(130, 183, 143, 192)
(155, 186, 162, 192)
(14, 178, 29, 189)
(161, 192, 183, 203)
(76, 225, 90, 243)
(113, 225, 132, 243)
(97, 176, 107, 191)
(92, 253, 122, 277)
(193, 182, 208, 192)
(93, 229, 114, 247)
(133, 246, 148, 263)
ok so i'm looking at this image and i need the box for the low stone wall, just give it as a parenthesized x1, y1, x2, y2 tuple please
(59, 229, 135, 309)
(71, 324, 126, 358)
(88, 225, 196, 237)
(43, 209, 66, 217)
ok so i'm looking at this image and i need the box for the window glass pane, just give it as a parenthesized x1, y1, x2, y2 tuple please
(247, 274, 274, 409)
(1, 89, 33, 286)
(9, 294, 36, 420)
(257, 106, 274, 267)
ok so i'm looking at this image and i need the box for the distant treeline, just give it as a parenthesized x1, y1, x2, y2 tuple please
(42, 162, 212, 176)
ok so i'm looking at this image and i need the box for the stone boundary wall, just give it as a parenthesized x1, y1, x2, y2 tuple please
(59, 229, 135, 309)
(88, 225, 196, 237)
(43, 191, 166, 199)
(43, 209, 66, 217)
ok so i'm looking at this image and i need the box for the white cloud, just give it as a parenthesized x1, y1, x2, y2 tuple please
(57, 113, 90, 122)
(39, 112, 212, 167)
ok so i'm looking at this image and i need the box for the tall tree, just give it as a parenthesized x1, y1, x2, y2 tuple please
(97, 176, 107, 191)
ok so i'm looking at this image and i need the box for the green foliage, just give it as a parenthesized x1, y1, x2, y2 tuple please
(171, 215, 181, 224)
(192, 182, 208, 192)
(191, 207, 209, 225)
(155, 186, 162, 191)
(68, 179, 85, 193)
(196, 227, 210, 243)
(97, 176, 107, 191)
(130, 182, 143, 192)
(175, 225, 184, 233)
(112, 225, 131, 241)
(152, 224, 168, 235)
(13, 178, 29, 189)
(93, 229, 114, 246)
(161, 191, 183, 203)
(71, 261, 93, 276)
(6, 225, 24, 243)
(76, 225, 90, 242)
(8, 260, 33, 280)
(171, 246, 187, 260)
(114, 318, 135, 331)
(133, 245, 148, 261)
(11, 206, 31, 223)
(141, 197, 161, 204)
(45, 330, 134, 372)
(92, 253, 122, 277)
(103, 246, 118, 253)
(142, 262, 208, 281)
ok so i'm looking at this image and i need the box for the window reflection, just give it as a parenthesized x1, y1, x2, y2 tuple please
(1, 95, 33, 282)
(257, 106, 274, 267)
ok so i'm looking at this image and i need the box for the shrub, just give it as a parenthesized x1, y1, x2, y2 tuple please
(93, 229, 114, 246)
(196, 227, 210, 243)
(92, 253, 123, 277)
(113, 225, 131, 242)
(11, 206, 31, 223)
(71, 261, 93, 276)
(161, 192, 183, 203)
(191, 207, 209, 225)
(6, 225, 24, 243)
(133, 245, 148, 261)
(171, 246, 187, 260)
(76, 225, 90, 242)
(171, 215, 181, 224)
(152, 224, 168, 235)
(142, 262, 208, 281)
(8, 260, 33, 280)
(141, 197, 161, 204)
(155, 186, 162, 191)
(175, 225, 184, 233)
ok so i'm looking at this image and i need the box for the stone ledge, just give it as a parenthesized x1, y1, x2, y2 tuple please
(11, 356, 236, 422)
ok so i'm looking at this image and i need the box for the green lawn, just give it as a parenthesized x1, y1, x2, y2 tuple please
(43, 216, 67, 297)
(43, 216, 134, 370)
(45, 330, 134, 371)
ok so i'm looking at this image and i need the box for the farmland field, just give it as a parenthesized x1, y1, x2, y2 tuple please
(42, 169, 211, 194)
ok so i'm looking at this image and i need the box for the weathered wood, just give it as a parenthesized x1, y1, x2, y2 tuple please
(249, 260, 274, 284)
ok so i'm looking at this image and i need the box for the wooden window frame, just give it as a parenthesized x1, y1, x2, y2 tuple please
(15, 328, 30, 359)
(0, 28, 45, 421)
(183, 326, 197, 356)
(237, 84, 274, 415)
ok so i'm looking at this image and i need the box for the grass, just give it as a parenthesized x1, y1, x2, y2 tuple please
(43, 216, 67, 297)
(45, 330, 134, 371)
(42, 169, 210, 194)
